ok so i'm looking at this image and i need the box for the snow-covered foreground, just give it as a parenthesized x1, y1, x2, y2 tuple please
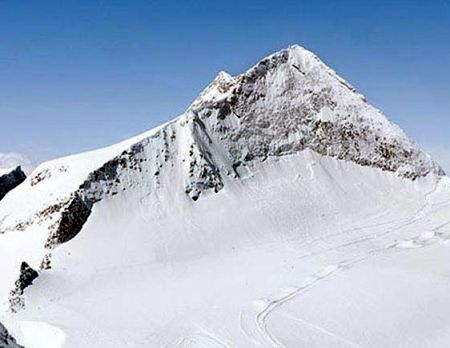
(2, 150, 450, 347)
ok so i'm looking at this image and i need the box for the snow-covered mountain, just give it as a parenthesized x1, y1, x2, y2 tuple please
(1, 45, 450, 348)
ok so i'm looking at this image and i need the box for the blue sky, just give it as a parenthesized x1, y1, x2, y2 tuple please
(1, 0, 449, 170)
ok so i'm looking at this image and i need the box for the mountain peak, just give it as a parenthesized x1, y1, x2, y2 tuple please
(190, 45, 322, 111)
(187, 44, 443, 180)
(189, 70, 236, 110)
(252, 44, 320, 73)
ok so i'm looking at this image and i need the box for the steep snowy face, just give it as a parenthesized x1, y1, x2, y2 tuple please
(189, 45, 443, 179)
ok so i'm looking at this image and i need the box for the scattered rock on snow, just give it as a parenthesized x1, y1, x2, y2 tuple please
(9, 262, 39, 313)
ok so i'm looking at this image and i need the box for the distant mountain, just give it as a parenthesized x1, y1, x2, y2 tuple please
(0, 46, 449, 348)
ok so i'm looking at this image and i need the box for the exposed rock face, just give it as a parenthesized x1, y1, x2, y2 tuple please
(0, 167, 26, 201)
(43, 119, 227, 246)
(0, 322, 23, 348)
(189, 46, 444, 180)
(45, 143, 143, 247)
(183, 116, 224, 201)
(51, 193, 92, 245)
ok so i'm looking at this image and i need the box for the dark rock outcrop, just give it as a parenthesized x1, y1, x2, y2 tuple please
(9, 262, 39, 313)
(15, 262, 39, 293)
(0, 322, 23, 348)
(0, 167, 26, 201)
(53, 193, 93, 245)
(45, 145, 139, 248)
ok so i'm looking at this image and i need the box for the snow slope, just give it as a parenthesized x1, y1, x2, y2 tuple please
(0, 45, 449, 347)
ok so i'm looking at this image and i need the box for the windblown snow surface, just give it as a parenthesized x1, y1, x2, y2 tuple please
(1, 45, 450, 348)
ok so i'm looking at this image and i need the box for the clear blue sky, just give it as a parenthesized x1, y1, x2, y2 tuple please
(1, 0, 449, 167)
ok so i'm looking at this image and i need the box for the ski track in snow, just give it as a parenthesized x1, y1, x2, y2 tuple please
(277, 312, 364, 348)
(242, 182, 450, 348)
(169, 331, 229, 348)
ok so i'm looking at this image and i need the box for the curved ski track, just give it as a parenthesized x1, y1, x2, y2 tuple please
(241, 182, 450, 347)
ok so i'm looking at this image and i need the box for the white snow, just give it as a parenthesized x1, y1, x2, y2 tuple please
(16, 321, 65, 348)
(1, 150, 449, 347)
